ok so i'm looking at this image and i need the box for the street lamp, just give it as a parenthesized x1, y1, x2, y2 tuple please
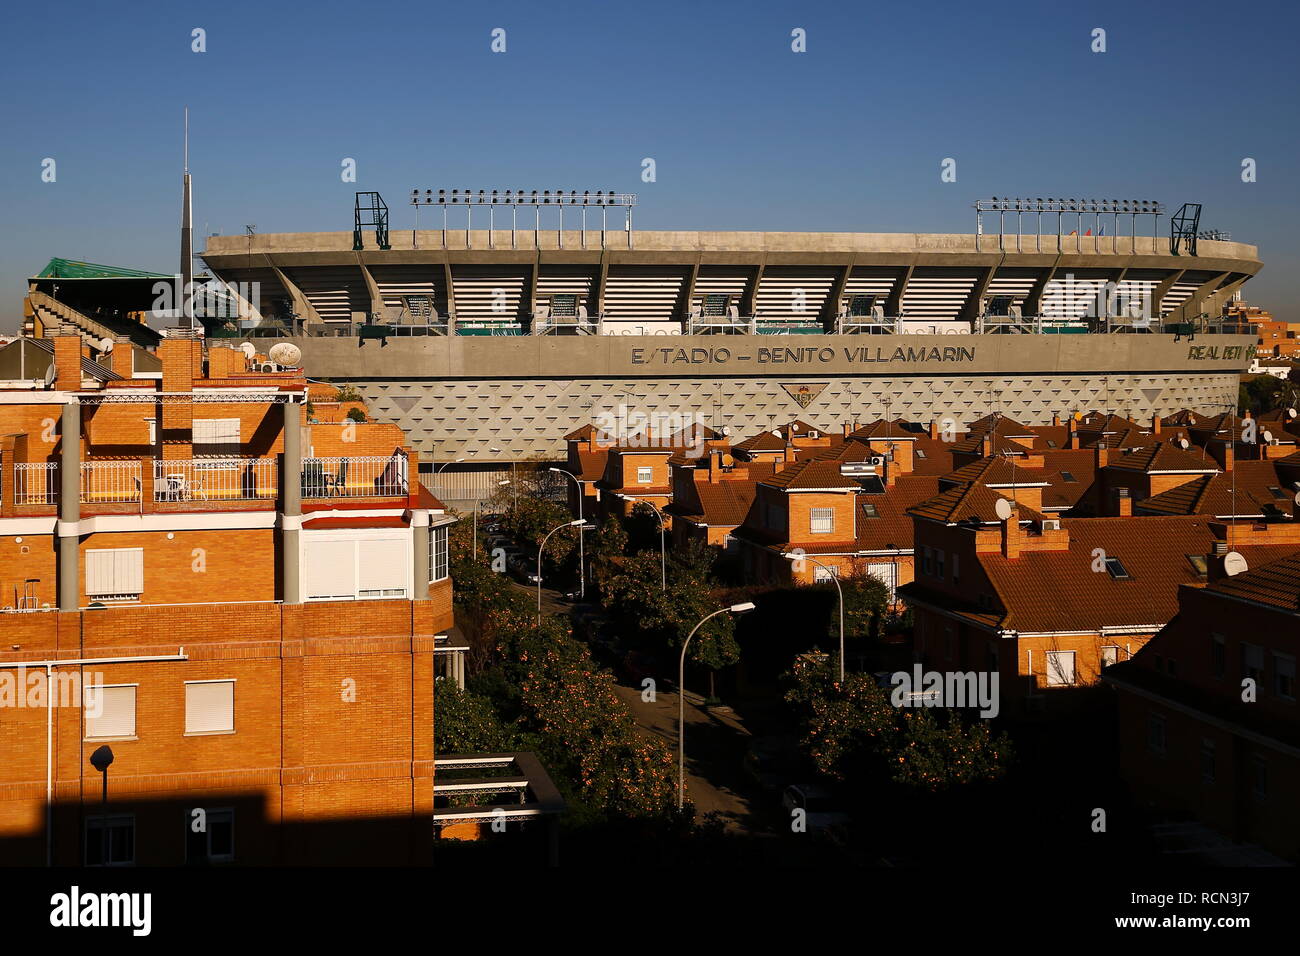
(549, 467, 586, 599)
(677, 602, 755, 808)
(89, 744, 114, 805)
(623, 496, 666, 591)
(538, 519, 586, 627)
(783, 551, 845, 683)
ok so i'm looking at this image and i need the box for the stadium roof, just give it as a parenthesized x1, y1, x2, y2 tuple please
(32, 258, 171, 280)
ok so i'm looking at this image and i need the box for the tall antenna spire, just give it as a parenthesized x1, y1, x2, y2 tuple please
(181, 107, 194, 330)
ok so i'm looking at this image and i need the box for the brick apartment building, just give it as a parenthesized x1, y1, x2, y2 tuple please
(0, 332, 453, 865)
(1104, 552, 1300, 861)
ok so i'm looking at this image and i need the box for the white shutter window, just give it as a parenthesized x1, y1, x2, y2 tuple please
(636, 466, 653, 484)
(85, 549, 144, 601)
(305, 538, 357, 600)
(194, 418, 240, 456)
(357, 537, 408, 598)
(84, 685, 136, 739)
(866, 562, 896, 600)
(185, 680, 235, 734)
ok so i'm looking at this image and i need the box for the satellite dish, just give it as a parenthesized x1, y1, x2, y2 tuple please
(1178, 437, 1190, 449)
(1262, 429, 1274, 444)
(791, 423, 800, 432)
(1289, 408, 1298, 420)
(1222, 551, 1248, 577)
(98, 337, 114, 353)
(771, 429, 782, 437)
(994, 497, 1014, 521)
(239, 342, 257, 360)
(42, 364, 56, 387)
(268, 342, 302, 367)
(1293, 490, 1300, 507)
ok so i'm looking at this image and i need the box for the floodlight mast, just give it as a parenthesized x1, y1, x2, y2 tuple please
(410, 188, 637, 250)
(974, 197, 1165, 255)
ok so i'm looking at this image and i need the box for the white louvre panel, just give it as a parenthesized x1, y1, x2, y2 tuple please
(371, 266, 438, 310)
(985, 273, 1037, 304)
(843, 271, 897, 308)
(304, 538, 357, 600)
(452, 266, 527, 322)
(603, 266, 684, 322)
(754, 269, 837, 320)
(693, 268, 750, 307)
(86, 549, 143, 598)
(536, 268, 595, 308)
(1160, 281, 1200, 316)
(1041, 272, 1113, 320)
(901, 272, 977, 320)
(185, 681, 234, 734)
(287, 267, 369, 322)
(85, 685, 136, 739)
(357, 537, 408, 597)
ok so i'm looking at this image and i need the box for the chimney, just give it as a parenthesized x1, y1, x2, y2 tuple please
(159, 338, 198, 392)
(1068, 417, 1080, 449)
(53, 330, 82, 391)
(708, 450, 722, 483)
(1206, 540, 1233, 583)
(108, 336, 135, 377)
(1151, 414, 1162, 435)
(1114, 486, 1132, 517)
(929, 418, 940, 440)
(981, 434, 992, 458)
(842, 421, 852, 438)
(1221, 442, 1234, 472)
(1001, 505, 1021, 559)
(1095, 443, 1108, 469)
(1052, 412, 1061, 427)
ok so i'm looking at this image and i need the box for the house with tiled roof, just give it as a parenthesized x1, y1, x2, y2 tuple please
(1104, 551, 1300, 860)
(1093, 440, 1221, 515)
(1136, 459, 1300, 521)
(665, 448, 771, 550)
(899, 477, 1300, 709)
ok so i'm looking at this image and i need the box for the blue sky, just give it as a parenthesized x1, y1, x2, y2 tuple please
(2, 0, 1297, 326)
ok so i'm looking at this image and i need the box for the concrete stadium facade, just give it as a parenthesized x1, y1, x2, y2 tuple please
(200, 228, 1262, 470)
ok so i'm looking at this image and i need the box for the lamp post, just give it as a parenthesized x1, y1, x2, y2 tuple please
(549, 467, 586, 598)
(624, 496, 666, 591)
(784, 551, 845, 684)
(678, 602, 755, 808)
(433, 457, 465, 501)
(538, 519, 585, 627)
(89, 745, 114, 805)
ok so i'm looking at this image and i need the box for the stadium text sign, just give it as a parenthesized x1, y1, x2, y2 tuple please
(630, 344, 978, 367)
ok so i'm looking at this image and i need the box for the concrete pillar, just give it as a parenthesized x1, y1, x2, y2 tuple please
(57, 402, 81, 611)
(412, 511, 430, 601)
(281, 400, 303, 604)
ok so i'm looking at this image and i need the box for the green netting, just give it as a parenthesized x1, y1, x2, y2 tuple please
(33, 258, 171, 280)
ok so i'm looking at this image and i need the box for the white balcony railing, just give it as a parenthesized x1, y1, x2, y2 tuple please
(13, 463, 58, 505)
(302, 456, 408, 498)
(152, 459, 279, 502)
(80, 461, 142, 503)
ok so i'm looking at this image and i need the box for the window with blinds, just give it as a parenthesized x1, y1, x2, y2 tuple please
(193, 418, 241, 457)
(84, 685, 137, 739)
(85, 548, 144, 601)
(185, 680, 235, 734)
(431, 524, 449, 582)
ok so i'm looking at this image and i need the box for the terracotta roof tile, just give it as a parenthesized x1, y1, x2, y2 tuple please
(1108, 441, 1221, 474)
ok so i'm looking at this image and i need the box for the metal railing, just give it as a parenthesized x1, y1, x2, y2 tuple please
(80, 461, 142, 503)
(302, 456, 409, 498)
(13, 463, 58, 505)
(152, 459, 278, 501)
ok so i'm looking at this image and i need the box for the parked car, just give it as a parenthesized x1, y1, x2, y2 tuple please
(507, 555, 540, 585)
(781, 784, 850, 833)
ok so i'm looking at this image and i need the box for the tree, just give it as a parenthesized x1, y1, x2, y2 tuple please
(345, 407, 366, 422)
(783, 654, 1012, 793)
(603, 541, 740, 697)
(434, 684, 520, 753)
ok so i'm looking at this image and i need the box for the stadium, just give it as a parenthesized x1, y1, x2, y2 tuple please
(28, 192, 1262, 501)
